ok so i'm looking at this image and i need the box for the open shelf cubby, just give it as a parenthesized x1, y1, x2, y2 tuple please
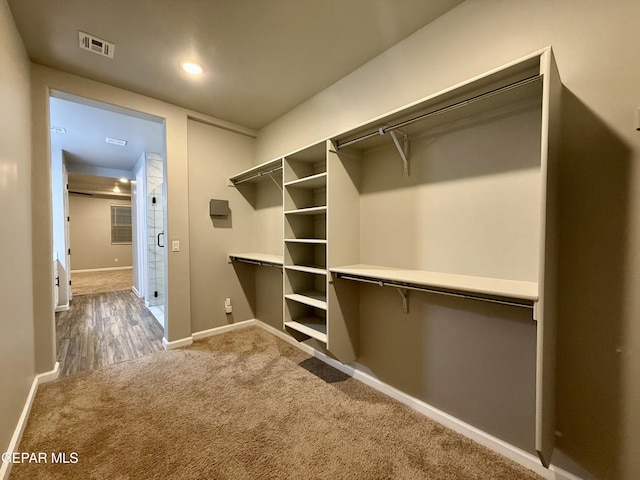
(285, 241, 326, 272)
(283, 142, 326, 183)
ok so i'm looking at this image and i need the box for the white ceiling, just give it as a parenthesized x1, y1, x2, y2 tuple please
(9, 0, 464, 130)
(49, 93, 165, 173)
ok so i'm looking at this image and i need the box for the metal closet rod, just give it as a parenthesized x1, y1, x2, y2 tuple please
(335, 274, 533, 309)
(232, 166, 282, 186)
(335, 74, 541, 150)
(230, 256, 282, 268)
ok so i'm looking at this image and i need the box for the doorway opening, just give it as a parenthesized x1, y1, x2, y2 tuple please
(49, 91, 167, 375)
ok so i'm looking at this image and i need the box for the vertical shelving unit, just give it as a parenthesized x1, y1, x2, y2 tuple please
(283, 143, 328, 343)
(228, 47, 560, 469)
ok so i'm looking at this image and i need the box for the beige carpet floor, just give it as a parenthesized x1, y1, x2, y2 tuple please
(71, 269, 133, 296)
(12, 327, 543, 480)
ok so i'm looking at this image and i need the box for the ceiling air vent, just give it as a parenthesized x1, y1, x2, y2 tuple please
(78, 31, 114, 59)
(105, 137, 127, 146)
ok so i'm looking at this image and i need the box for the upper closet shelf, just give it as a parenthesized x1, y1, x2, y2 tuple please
(228, 253, 283, 267)
(330, 264, 538, 307)
(333, 59, 543, 154)
(227, 158, 283, 186)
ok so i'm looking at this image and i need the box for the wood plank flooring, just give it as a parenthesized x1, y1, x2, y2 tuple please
(56, 290, 164, 376)
(71, 269, 133, 296)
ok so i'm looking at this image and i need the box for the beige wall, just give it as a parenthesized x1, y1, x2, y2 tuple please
(254, 2, 640, 479)
(186, 119, 256, 332)
(0, 0, 35, 459)
(186, 118, 284, 334)
(30, 64, 257, 368)
(68, 195, 132, 271)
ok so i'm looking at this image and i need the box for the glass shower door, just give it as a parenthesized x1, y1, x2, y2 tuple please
(146, 153, 164, 324)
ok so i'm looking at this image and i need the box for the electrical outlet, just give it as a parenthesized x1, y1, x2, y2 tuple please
(224, 297, 232, 314)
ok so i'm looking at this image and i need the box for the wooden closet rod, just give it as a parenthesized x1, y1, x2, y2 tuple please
(335, 74, 541, 150)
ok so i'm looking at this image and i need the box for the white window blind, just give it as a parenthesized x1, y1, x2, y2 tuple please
(111, 205, 132, 244)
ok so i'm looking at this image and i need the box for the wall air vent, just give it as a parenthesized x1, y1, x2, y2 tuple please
(78, 31, 115, 59)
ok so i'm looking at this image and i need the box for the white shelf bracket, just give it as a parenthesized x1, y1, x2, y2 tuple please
(266, 171, 283, 192)
(389, 130, 409, 176)
(396, 287, 409, 314)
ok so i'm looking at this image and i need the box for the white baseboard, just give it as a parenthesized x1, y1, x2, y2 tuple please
(162, 336, 193, 350)
(0, 362, 59, 480)
(251, 321, 582, 480)
(55, 304, 70, 312)
(192, 319, 258, 341)
(131, 285, 142, 298)
(71, 266, 133, 273)
(36, 361, 60, 385)
(165, 320, 259, 350)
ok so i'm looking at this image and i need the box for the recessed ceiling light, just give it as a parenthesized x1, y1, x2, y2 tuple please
(50, 126, 66, 134)
(181, 61, 203, 75)
(119, 178, 129, 183)
(105, 137, 127, 146)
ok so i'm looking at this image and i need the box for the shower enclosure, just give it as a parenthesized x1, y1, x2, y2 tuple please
(145, 153, 165, 325)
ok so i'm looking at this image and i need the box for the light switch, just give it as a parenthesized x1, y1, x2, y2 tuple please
(172, 240, 180, 252)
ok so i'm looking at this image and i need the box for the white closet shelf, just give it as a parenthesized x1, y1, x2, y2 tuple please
(334, 71, 542, 153)
(285, 265, 327, 275)
(285, 291, 327, 310)
(285, 319, 327, 343)
(284, 172, 327, 189)
(284, 206, 327, 216)
(330, 264, 538, 304)
(228, 253, 284, 267)
(284, 238, 327, 244)
(227, 158, 282, 186)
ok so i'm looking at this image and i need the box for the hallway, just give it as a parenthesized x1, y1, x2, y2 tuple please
(56, 290, 164, 376)
(70, 268, 133, 295)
